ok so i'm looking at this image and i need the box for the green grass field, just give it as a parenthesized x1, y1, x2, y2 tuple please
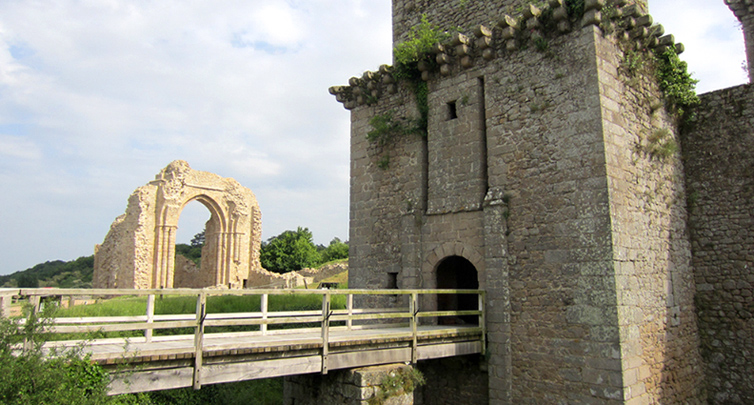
(49, 292, 347, 339)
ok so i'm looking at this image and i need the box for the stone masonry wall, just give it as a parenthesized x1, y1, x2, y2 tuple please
(481, 27, 624, 403)
(336, 1, 709, 403)
(682, 83, 754, 403)
(94, 186, 158, 289)
(414, 356, 487, 404)
(348, 80, 426, 297)
(596, 32, 705, 403)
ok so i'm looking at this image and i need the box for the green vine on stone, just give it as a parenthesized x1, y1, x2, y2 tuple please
(366, 14, 444, 168)
(367, 367, 426, 404)
(394, 15, 449, 81)
(636, 128, 678, 160)
(367, 111, 423, 145)
(391, 15, 448, 138)
(368, 111, 422, 169)
(655, 45, 699, 120)
(566, 0, 585, 21)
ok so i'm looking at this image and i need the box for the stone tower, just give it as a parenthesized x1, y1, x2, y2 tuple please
(726, 0, 754, 81)
(327, 0, 751, 403)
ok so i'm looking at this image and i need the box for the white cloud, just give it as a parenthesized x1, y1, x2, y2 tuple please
(0, 135, 41, 160)
(651, 0, 748, 92)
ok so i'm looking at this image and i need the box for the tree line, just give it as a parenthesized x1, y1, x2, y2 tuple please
(178, 227, 348, 274)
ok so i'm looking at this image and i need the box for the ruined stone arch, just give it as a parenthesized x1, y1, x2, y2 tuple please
(94, 160, 262, 289)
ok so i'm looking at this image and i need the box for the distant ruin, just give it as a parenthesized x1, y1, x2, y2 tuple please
(93, 160, 262, 289)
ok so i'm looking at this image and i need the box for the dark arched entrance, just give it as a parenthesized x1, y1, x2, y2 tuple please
(436, 255, 479, 325)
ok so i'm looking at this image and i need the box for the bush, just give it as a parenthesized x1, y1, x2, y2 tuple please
(0, 305, 113, 405)
(320, 238, 349, 264)
(260, 227, 321, 273)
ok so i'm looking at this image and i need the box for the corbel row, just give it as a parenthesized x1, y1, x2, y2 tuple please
(329, 65, 398, 110)
(331, 0, 685, 109)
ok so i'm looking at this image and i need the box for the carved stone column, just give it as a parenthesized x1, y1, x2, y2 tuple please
(726, 0, 754, 82)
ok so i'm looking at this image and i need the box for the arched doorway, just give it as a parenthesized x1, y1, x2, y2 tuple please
(436, 255, 479, 325)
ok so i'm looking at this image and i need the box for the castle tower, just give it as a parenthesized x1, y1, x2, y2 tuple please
(328, 0, 709, 403)
(725, 0, 754, 81)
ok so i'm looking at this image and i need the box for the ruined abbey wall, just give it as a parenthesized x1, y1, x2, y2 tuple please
(94, 161, 263, 289)
(683, 83, 754, 403)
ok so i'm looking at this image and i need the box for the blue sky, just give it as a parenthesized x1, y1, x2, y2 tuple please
(0, 0, 747, 275)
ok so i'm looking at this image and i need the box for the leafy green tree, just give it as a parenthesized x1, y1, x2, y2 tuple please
(175, 243, 202, 267)
(320, 238, 349, 263)
(260, 227, 321, 273)
(190, 231, 205, 248)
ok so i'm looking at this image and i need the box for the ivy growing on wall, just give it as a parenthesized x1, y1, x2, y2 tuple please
(367, 367, 425, 404)
(566, 0, 585, 20)
(655, 45, 699, 121)
(366, 15, 446, 168)
(394, 15, 449, 82)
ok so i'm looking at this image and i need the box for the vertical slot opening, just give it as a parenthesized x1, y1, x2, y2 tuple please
(447, 101, 458, 120)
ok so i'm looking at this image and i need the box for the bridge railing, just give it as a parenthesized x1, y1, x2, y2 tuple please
(0, 287, 485, 384)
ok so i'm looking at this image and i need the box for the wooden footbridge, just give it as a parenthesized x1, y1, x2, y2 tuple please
(0, 288, 485, 395)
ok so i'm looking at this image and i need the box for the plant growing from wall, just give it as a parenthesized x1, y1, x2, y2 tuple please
(367, 367, 425, 404)
(566, 0, 585, 20)
(367, 15, 447, 167)
(622, 49, 647, 76)
(392, 14, 447, 137)
(635, 128, 678, 161)
(394, 15, 448, 82)
(367, 111, 422, 169)
(655, 46, 699, 121)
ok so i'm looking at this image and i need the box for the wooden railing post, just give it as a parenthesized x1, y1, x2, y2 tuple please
(30, 295, 41, 314)
(23, 295, 41, 352)
(193, 291, 207, 390)
(479, 291, 486, 356)
(145, 294, 155, 343)
(321, 291, 331, 374)
(410, 292, 418, 364)
(261, 294, 268, 335)
(0, 293, 11, 318)
(346, 294, 353, 331)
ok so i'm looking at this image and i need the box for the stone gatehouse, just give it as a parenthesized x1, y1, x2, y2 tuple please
(323, 0, 754, 403)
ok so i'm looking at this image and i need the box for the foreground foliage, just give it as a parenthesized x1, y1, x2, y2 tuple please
(3, 295, 336, 404)
(0, 305, 114, 405)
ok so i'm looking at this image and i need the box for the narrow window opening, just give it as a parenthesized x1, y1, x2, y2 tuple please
(387, 272, 399, 289)
(447, 101, 458, 120)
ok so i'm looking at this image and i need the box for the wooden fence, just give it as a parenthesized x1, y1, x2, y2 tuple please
(0, 288, 485, 393)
